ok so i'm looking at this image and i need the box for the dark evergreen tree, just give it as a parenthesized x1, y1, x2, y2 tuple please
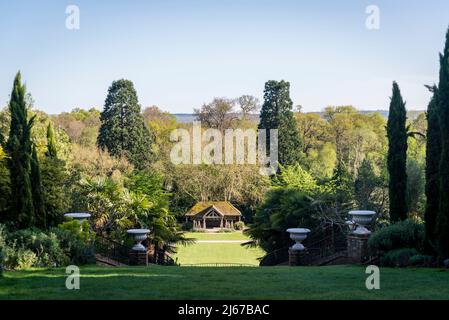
(424, 87, 441, 253)
(258, 80, 302, 167)
(436, 28, 449, 260)
(387, 82, 408, 222)
(31, 144, 46, 228)
(6, 72, 35, 228)
(97, 79, 153, 168)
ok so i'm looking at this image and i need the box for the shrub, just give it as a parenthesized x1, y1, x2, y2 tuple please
(12, 228, 69, 267)
(15, 249, 38, 270)
(368, 219, 425, 253)
(57, 220, 93, 243)
(0, 224, 95, 269)
(380, 248, 419, 267)
(408, 254, 435, 267)
(191, 229, 207, 233)
(52, 228, 96, 265)
(218, 228, 233, 233)
(1, 244, 38, 270)
(234, 221, 245, 231)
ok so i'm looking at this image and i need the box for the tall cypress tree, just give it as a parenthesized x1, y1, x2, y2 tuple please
(45, 122, 57, 158)
(436, 28, 449, 260)
(387, 82, 408, 222)
(31, 144, 46, 228)
(424, 86, 441, 253)
(97, 79, 153, 169)
(258, 80, 302, 168)
(6, 72, 35, 228)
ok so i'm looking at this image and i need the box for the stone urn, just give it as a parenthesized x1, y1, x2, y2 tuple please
(348, 211, 376, 235)
(286, 228, 311, 251)
(127, 229, 151, 252)
(64, 212, 91, 223)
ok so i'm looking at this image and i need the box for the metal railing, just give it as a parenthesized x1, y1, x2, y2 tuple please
(259, 224, 348, 266)
(94, 235, 131, 266)
(150, 249, 176, 266)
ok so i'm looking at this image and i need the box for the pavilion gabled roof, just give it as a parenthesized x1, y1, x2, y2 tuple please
(185, 201, 241, 217)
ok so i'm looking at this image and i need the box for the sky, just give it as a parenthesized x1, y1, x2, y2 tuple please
(1, 0, 449, 114)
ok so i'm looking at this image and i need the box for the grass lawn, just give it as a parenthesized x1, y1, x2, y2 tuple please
(1, 265, 448, 300)
(174, 231, 264, 265)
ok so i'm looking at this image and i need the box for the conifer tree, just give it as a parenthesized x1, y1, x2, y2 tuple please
(387, 82, 408, 222)
(31, 144, 46, 228)
(97, 79, 153, 168)
(6, 72, 35, 228)
(45, 122, 57, 158)
(424, 87, 441, 253)
(258, 80, 302, 167)
(436, 28, 449, 260)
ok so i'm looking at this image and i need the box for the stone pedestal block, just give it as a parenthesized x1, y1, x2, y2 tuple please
(289, 249, 305, 266)
(347, 234, 370, 263)
(129, 250, 148, 266)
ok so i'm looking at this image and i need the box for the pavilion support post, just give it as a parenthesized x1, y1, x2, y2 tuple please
(203, 218, 206, 229)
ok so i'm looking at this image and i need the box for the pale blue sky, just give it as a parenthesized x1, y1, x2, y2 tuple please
(1, 0, 448, 114)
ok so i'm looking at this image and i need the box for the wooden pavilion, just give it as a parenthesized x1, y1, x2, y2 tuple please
(185, 201, 242, 230)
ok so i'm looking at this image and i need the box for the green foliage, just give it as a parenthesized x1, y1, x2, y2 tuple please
(0, 147, 10, 219)
(0, 223, 94, 269)
(234, 221, 245, 230)
(380, 248, 419, 267)
(258, 80, 303, 167)
(12, 228, 69, 266)
(326, 162, 355, 207)
(406, 158, 425, 216)
(387, 82, 408, 222)
(274, 164, 319, 195)
(368, 219, 425, 253)
(57, 220, 93, 243)
(97, 79, 153, 169)
(5, 72, 35, 228)
(354, 158, 384, 211)
(40, 126, 71, 228)
(436, 28, 449, 260)
(45, 122, 57, 158)
(408, 254, 435, 267)
(425, 89, 441, 253)
(246, 188, 315, 253)
(51, 227, 96, 265)
(78, 176, 132, 233)
(31, 145, 46, 228)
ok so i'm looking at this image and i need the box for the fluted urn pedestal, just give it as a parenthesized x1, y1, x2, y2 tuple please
(287, 228, 311, 266)
(347, 211, 376, 263)
(127, 229, 150, 266)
